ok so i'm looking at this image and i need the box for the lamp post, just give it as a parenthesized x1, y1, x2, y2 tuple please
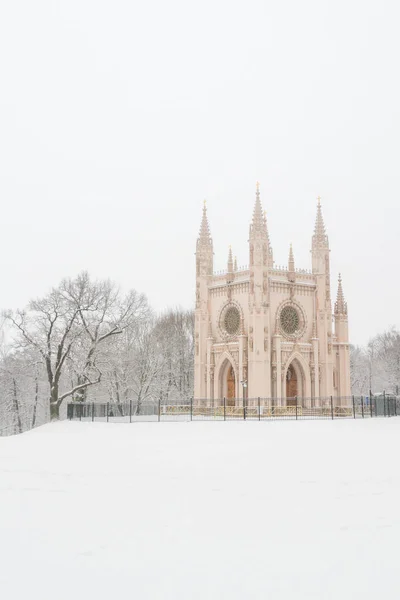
(241, 380, 248, 419)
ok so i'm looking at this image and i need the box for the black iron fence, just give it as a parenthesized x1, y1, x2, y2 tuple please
(67, 394, 400, 423)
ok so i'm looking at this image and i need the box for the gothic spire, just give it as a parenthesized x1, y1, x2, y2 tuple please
(197, 200, 213, 257)
(334, 274, 347, 315)
(252, 181, 263, 227)
(288, 243, 295, 272)
(250, 182, 269, 239)
(198, 200, 211, 242)
(288, 243, 295, 282)
(227, 245, 233, 273)
(312, 196, 329, 250)
(234, 256, 238, 271)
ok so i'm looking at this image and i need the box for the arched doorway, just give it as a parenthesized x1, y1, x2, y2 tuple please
(227, 365, 236, 406)
(286, 364, 298, 405)
(217, 358, 237, 404)
(283, 354, 312, 402)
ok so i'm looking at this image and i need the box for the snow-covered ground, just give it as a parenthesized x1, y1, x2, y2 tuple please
(1, 420, 400, 599)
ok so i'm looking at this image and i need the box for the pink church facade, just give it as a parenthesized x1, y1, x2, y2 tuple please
(194, 185, 351, 404)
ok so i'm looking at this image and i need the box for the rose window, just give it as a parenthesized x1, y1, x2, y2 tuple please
(280, 305, 300, 335)
(224, 306, 241, 336)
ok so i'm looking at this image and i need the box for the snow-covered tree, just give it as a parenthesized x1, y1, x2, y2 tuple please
(5, 272, 150, 419)
(350, 345, 370, 395)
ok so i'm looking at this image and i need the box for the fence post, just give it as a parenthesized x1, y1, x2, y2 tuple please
(129, 400, 132, 423)
(106, 402, 109, 422)
(352, 395, 355, 419)
(223, 397, 226, 421)
(79, 403, 82, 421)
(258, 397, 261, 421)
(384, 391, 386, 417)
(295, 396, 298, 420)
(92, 402, 95, 422)
(158, 397, 161, 422)
(370, 393, 373, 418)
(395, 397, 398, 417)
(243, 396, 246, 420)
(361, 396, 364, 418)
(190, 397, 193, 421)
(330, 395, 334, 420)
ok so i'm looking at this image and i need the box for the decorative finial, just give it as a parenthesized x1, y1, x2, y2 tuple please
(203, 199, 207, 207)
(198, 199, 212, 244)
(335, 273, 347, 315)
(256, 181, 260, 194)
(288, 243, 295, 280)
(312, 196, 328, 249)
(227, 245, 234, 276)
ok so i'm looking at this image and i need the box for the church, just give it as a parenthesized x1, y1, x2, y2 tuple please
(194, 184, 351, 404)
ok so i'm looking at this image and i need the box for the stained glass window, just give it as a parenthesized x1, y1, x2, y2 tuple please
(280, 306, 299, 335)
(224, 306, 240, 335)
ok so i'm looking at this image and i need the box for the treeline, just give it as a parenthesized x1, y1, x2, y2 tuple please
(0, 272, 194, 435)
(351, 328, 400, 396)
(1, 270, 398, 436)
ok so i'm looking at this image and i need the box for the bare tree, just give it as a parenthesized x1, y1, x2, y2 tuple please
(89, 307, 194, 412)
(350, 345, 370, 395)
(373, 327, 400, 394)
(5, 272, 150, 419)
(152, 308, 194, 404)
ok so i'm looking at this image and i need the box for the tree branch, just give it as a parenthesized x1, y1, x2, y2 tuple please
(58, 369, 102, 403)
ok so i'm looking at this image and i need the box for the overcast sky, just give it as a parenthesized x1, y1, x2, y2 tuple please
(0, 0, 399, 346)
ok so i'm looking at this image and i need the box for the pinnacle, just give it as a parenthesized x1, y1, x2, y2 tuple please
(198, 201, 212, 243)
(252, 182, 264, 228)
(227, 245, 234, 272)
(288, 243, 295, 281)
(312, 196, 329, 249)
(250, 182, 269, 241)
(335, 273, 347, 315)
(288, 243, 295, 269)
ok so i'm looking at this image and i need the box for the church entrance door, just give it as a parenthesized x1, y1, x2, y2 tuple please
(227, 366, 236, 406)
(286, 364, 297, 406)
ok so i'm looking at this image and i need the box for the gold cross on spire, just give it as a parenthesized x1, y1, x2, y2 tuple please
(317, 195, 321, 205)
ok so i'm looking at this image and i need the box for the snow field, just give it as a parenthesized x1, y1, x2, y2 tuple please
(1, 419, 400, 599)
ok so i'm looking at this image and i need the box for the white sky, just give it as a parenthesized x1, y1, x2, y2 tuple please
(0, 0, 399, 346)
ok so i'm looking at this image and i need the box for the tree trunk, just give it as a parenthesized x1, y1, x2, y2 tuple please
(136, 391, 142, 415)
(50, 401, 60, 420)
(114, 371, 120, 403)
(31, 376, 39, 429)
(50, 383, 60, 420)
(13, 378, 23, 434)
